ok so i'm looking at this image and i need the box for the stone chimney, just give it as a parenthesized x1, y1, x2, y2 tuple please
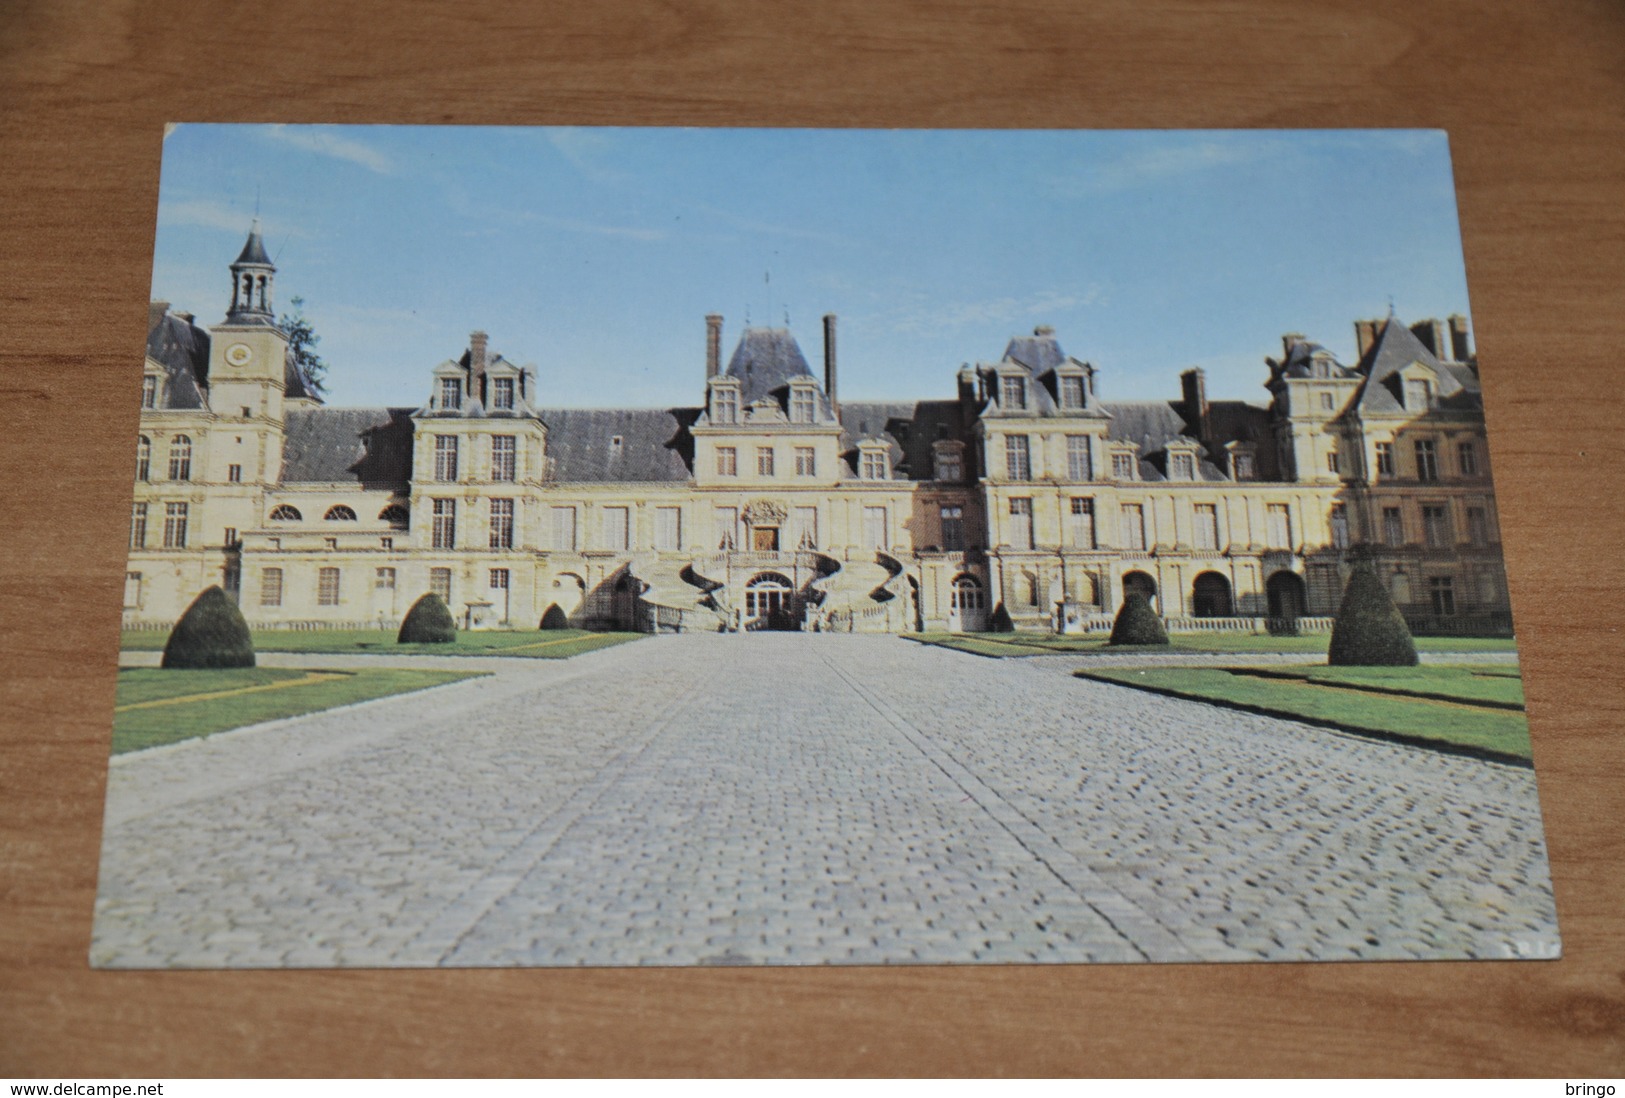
(1180, 368, 1211, 445)
(823, 313, 838, 412)
(148, 300, 170, 333)
(1448, 314, 1471, 361)
(705, 314, 722, 379)
(469, 329, 489, 374)
(1410, 318, 1449, 360)
(1354, 319, 1379, 360)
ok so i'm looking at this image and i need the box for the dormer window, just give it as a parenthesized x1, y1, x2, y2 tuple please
(789, 385, 816, 424)
(141, 376, 158, 409)
(933, 440, 964, 482)
(859, 444, 890, 480)
(492, 376, 515, 411)
(712, 384, 739, 425)
(1169, 452, 1196, 480)
(611, 435, 623, 451)
(1232, 451, 1256, 481)
(1111, 452, 1137, 480)
(1404, 378, 1433, 410)
(1059, 374, 1085, 410)
(440, 377, 463, 410)
(1001, 375, 1027, 410)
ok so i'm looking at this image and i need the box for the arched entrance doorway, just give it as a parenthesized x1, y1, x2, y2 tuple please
(1266, 570, 1307, 621)
(1121, 570, 1158, 611)
(948, 574, 987, 633)
(1192, 571, 1233, 617)
(744, 572, 798, 631)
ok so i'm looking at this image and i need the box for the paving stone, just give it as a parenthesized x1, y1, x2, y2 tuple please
(92, 634, 1557, 967)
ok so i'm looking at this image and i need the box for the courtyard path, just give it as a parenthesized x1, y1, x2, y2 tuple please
(93, 634, 1557, 967)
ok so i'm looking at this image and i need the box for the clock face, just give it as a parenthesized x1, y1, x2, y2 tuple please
(225, 343, 252, 367)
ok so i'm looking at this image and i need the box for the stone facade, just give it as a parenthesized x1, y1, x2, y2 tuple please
(123, 227, 1511, 635)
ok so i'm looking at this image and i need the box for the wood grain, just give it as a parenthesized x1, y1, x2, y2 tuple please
(2, 0, 1622, 1077)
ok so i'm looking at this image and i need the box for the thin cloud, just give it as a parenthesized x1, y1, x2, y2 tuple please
(262, 125, 393, 174)
(157, 197, 311, 239)
(543, 127, 629, 184)
(887, 286, 1106, 336)
(1046, 134, 1287, 197)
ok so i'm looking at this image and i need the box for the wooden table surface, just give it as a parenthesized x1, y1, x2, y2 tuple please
(3, 0, 1622, 1078)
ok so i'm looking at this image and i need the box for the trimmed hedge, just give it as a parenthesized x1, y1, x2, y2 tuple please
(161, 586, 256, 669)
(539, 604, 569, 630)
(398, 592, 457, 644)
(1107, 592, 1170, 646)
(1328, 560, 1419, 666)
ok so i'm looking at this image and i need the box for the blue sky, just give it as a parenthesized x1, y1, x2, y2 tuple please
(151, 126, 1472, 408)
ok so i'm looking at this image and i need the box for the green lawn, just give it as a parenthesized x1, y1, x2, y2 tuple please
(905, 631, 1519, 658)
(1076, 664, 1531, 764)
(112, 666, 486, 754)
(121, 628, 642, 659)
(1244, 665, 1525, 709)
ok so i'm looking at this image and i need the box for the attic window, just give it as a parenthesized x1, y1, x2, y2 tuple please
(1404, 378, 1434, 410)
(493, 377, 515, 411)
(1001, 375, 1027, 410)
(860, 447, 890, 480)
(610, 435, 624, 450)
(440, 377, 462, 410)
(790, 386, 816, 423)
(1060, 375, 1085, 409)
(141, 376, 158, 409)
(1169, 452, 1196, 480)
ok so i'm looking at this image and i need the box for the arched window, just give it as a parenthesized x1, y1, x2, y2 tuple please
(1192, 572, 1234, 617)
(269, 505, 302, 521)
(135, 436, 151, 482)
(950, 575, 985, 611)
(168, 435, 192, 481)
(324, 505, 358, 521)
(379, 504, 410, 528)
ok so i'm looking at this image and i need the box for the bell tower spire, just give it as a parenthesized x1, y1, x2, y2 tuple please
(226, 219, 277, 325)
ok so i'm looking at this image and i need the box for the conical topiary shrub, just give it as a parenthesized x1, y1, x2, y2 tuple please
(1328, 560, 1418, 666)
(539, 603, 569, 630)
(987, 602, 1014, 633)
(161, 585, 255, 669)
(398, 592, 457, 644)
(1107, 591, 1170, 646)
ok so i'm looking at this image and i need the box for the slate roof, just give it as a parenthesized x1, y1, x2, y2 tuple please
(1002, 331, 1067, 373)
(1099, 400, 1264, 481)
(1275, 338, 1355, 380)
(235, 226, 272, 266)
(145, 312, 211, 410)
(723, 328, 820, 407)
(282, 407, 415, 486)
(284, 352, 316, 402)
(539, 407, 697, 483)
(1353, 317, 1479, 414)
(837, 401, 966, 480)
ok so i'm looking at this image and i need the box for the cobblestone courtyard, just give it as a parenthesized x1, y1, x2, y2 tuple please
(92, 634, 1559, 967)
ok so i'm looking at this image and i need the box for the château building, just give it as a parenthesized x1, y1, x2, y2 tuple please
(124, 226, 1512, 635)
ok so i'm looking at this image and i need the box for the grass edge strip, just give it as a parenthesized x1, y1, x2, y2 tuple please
(1074, 669, 1532, 769)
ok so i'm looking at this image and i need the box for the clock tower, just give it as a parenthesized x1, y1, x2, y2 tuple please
(208, 221, 292, 427)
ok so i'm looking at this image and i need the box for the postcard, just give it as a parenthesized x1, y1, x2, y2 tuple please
(92, 126, 1558, 967)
